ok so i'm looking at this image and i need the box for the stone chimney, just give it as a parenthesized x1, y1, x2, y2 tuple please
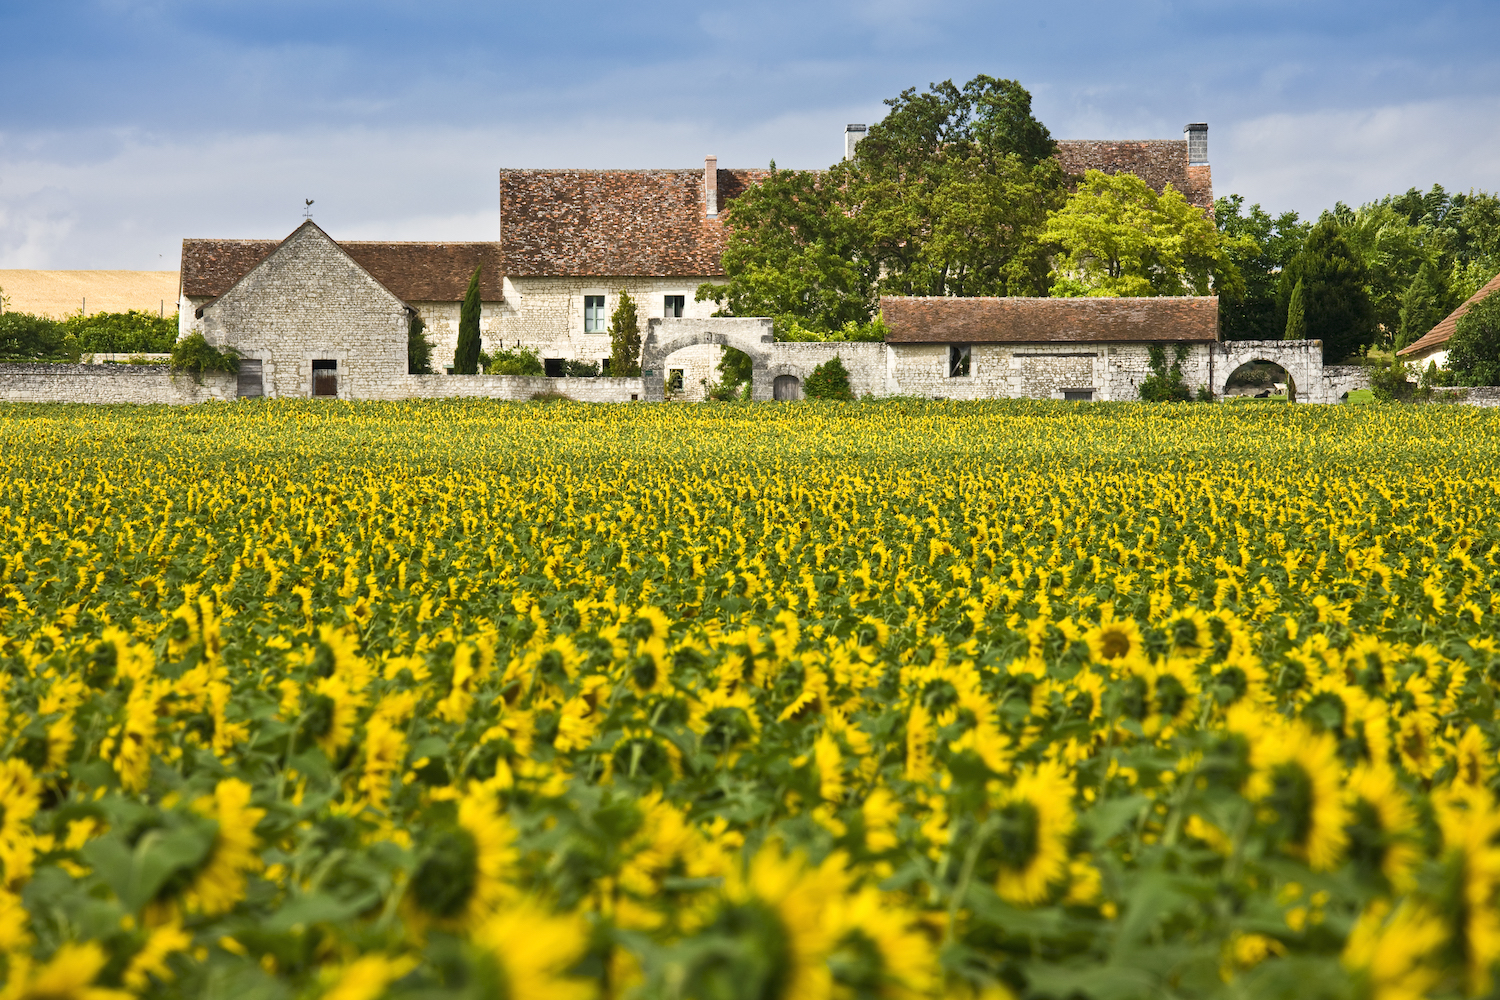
(845, 124, 867, 161)
(1185, 123, 1208, 165)
(705, 155, 718, 218)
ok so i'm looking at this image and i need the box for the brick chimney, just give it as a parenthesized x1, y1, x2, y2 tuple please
(1185, 123, 1208, 164)
(705, 155, 718, 218)
(845, 124, 867, 161)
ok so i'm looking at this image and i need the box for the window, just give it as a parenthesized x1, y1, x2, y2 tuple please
(948, 344, 971, 378)
(544, 358, 565, 378)
(667, 369, 684, 392)
(237, 359, 263, 399)
(600, 358, 612, 376)
(664, 295, 685, 318)
(1063, 389, 1094, 402)
(584, 295, 606, 333)
(312, 359, 337, 397)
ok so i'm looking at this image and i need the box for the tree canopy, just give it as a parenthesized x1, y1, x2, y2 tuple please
(1040, 171, 1249, 298)
(1280, 217, 1376, 362)
(1214, 196, 1309, 341)
(1445, 294, 1500, 386)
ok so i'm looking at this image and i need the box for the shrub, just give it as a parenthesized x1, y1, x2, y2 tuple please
(66, 309, 178, 354)
(1137, 344, 1191, 401)
(564, 359, 600, 378)
(169, 333, 239, 381)
(804, 356, 854, 400)
(0, 311, 74, 361)
(1364, 354, 1424, 403)
(486, 346, 545, 376)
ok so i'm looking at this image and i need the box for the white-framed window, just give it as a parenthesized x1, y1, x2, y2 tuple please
(664, 295, 685, 318)
(948, 344, 971, 378)
(584, 295, 607, 333)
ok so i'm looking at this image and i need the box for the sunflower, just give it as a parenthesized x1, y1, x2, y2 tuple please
(470, 901, 594, 1000)
(1066, 670, 1107, 724)
(183, 777, 265, 916)
(306, 675, 366, 760)
(1206, 651, 1270, 711)
(1434, 789, 1500, 995)
(0, 941, 132, 1000)
(1084, 609, 1147, 672)
(0, 759, 41, 886)
(1341, 899, 1445, 1000)
(1454, 725, 1494, 790)
(1143, 656, 1199, 738)
(320, 954, 420, 1000)
(1248, 721, 1347, 871)
(718, 844, 847, 1000)
(992, 762, 1075, 906)
(1345, 764, 1420, 894)
(1395, 713, 1440, 780)
(406, 787, 516, 931)
(825, 886, 935, 999)
(1161, 607, 1212, 665)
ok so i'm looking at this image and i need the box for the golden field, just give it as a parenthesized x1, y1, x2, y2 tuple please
(0, 397, 1497, 1000)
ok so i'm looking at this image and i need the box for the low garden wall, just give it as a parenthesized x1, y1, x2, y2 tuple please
(0, 364, 235, 404)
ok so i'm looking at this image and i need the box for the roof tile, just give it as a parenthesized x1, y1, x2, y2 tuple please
(881, 295, 1220, 344)
(1398, 270, 1500, 358)
(181, 239, 504, 301)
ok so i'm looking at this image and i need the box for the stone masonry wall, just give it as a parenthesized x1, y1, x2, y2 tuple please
(0, 364, 235, 404)
(887, 342, 1214, 401)
(356, 375, 644, 403)
(497, 275, 726, 363)
(767, 343, 887, 397)
(199, 225, 409, 400)
(409, 301, 507, 374)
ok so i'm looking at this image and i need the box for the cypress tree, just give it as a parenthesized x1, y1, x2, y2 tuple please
(1283, 279, 1306, 341)
(408, 313, 433, 374)
(1395, 260, 1451, 350)
(453, 266, 483, 374)
(1284, 218, 1375, 362)
(608, 291, 642, 377)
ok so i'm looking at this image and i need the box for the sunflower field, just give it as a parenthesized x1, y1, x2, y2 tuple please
(1, 397, 1499, 1000)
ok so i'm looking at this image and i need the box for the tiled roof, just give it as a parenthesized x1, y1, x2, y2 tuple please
(181, 238, 504, 302)
(880, 295, 1220, 344)
(1398, 270, 1500, 358)
(499, 168, 769, 277)
(1054, 140, 1213, 212)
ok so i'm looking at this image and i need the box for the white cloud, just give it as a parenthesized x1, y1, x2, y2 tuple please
(1215, 98, 1500, 216)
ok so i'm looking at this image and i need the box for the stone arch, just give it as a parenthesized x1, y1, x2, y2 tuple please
(641, 317, 776, 401)
(1212, 340, 1325, 404)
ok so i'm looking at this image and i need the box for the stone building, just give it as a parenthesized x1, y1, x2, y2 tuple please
(181, 231, 501, 371)
(494, 160, 767, 395)
(1054, 124, 1214, 213)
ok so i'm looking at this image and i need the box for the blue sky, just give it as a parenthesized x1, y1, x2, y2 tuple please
(2, 0, 1498, 269)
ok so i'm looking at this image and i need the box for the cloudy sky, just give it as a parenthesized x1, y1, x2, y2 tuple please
(2, 0, 1498, 269)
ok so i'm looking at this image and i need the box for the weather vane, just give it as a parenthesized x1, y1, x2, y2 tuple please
(303, 199, 314, 219)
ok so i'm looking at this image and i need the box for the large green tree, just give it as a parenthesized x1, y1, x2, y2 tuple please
(452, 267, 483, 374)
(700, 75, 1066, 334)
(1214, 195, 1309, 341)
(1040, 171, 1249, 298)
(1395, 259, 1453, 350)
(1279, 217, 1376, 362)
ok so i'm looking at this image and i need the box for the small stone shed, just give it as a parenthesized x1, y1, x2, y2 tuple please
(880, 295, 1221, 401)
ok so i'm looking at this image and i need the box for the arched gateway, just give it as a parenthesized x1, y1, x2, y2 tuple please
(1212, 340, 1326, 404)
(640, 317, 775, 402)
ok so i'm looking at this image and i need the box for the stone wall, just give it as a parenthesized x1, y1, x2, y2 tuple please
(1320, 365, 1371, 402)
(409, 300, 506, 374)
(0, 364, 235, 404)
(768, 343, 887, 398)
(497, 275, 726, 362)
(362, 375, 644, 403)
(886, 342, 1214, 401)
(198, 224, 409, 399)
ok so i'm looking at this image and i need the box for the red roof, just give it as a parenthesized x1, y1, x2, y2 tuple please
(1398, 270, 1500, 358)
(1054, 140, 1213, 212)
(881, 295, 1219, 344)
(181, 238, 504, 301)
(499, 168, 768, 277)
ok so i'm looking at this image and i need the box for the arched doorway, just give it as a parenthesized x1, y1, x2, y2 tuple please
(1212, 341, 1322, 402)
(640, 317, 774, 401)
(773, 375, 802, 401)
(1224, 360, 1296, 402)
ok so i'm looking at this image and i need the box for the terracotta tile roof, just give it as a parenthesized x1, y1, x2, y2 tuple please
(1054, 140, 1213, 212)
(181, 238, 504, 302)
(499, 168, 769, 277)
(880, 295, 1220, 344)
(1398, 269, 1500, 358)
